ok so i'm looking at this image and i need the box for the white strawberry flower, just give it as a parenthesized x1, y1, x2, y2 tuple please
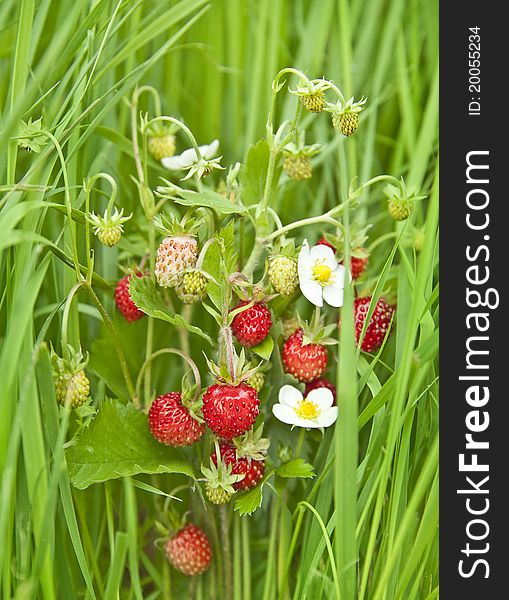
(161, 140, 220, 170)
(272, 385, 338, 429)
(298, 239, 348, 307)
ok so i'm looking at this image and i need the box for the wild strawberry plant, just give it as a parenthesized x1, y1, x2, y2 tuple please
(1, 2, 438, 597)
(26, 66, 424, 597)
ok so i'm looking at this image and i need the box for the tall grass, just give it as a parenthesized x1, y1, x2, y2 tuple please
(0, 0, 438, 598)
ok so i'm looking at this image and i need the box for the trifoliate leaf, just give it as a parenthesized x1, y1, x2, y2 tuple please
(276, 458, 315, 479)
(16, 117, 47, 153)
(66, 400, 194, 489)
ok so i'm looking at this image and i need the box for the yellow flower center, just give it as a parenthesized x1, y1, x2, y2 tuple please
(295, 399, 321, 420)
(312, 262, 332, 284)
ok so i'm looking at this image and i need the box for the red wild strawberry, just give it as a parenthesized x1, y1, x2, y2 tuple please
(349, 255, 369, 280)
(149, 392, 204, 447)
(231, 300, 272, 348)
(212, 442, 265, 491)
(115, 274, 145, 322)
(202, 383, 259, 439)
(354, 296, 395, 353)
(165, 524, 212, 576)
(282, 328, 328, 383)
(305, 378, 337, 404)
(230, 301, 272, 347)
(317, 237, 336, 253)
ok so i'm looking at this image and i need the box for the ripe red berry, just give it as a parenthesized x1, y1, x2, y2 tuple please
(282, 329, 328, 383)
(115, 274, 145, 322)
(230, 301, 272, 347)
(165, 524, 212, 576)
(148, 392, 204, 447)
(348, 255, 369, 280)
(202, 383, 259, 439)
(354, 296, 395, 353)
(317, 237, 336, 253)
(211, 443, 265, 491)
(305, 378, 337, 404)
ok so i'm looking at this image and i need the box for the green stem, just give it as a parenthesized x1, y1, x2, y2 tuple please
(242, 518, 251, 600)
(145, 116, 203, 161)
(265, 213, 341, 242)
(295, 428, 305, 456)
(220, 506, 233, 600)
(279, 506, 305, 598)
(61, 281, 87, 359)
(261, 499, 279, 600)
(134, 348, 202, 408)
(85, 172, 118, 215)
(258, 146, 277, 215)
(133, 85, 162, 118)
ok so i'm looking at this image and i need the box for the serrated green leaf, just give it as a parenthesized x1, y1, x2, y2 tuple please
(234, 483, 264, 516)
(202, 220, 237, 310)
(276, 458, 315, 479)
(66, 400, 194, 489)
(175, 189, 247, 215)
(251, 335, 274, 360)
(129, 276, 212, 344)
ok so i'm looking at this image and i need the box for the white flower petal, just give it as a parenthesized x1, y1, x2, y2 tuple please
(331, 264, 347, 289)
(306, 388, 334, 410)
(278, 385, 303, 407)
(202, 139, 219, 158)
(298, 241, 313, 279)
(323, 284, 344, 307)
(309, 244, 337, 270)
(316, 407, 339, 427)
(300, 279, 323, 307)
(272, 403, 298, 425)
(161, 154, 193, 170)
(298, 260, 313, 283)
(161, 140, 220, 170)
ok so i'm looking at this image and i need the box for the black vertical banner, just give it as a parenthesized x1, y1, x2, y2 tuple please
(441, 3, 508, 597)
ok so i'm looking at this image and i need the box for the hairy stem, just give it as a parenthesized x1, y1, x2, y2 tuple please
(220, 506, 233, 600)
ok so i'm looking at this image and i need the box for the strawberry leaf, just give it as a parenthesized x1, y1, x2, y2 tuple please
(66, 400, 194, 489)
(202, 220, 237, 310)
(234, 468, 275, 516)
(175, 189, 247, 215)
(234, 484, 263, 516)
(250, 335, 274, 360)
(129, 276, 212, 344)
(276, 458, 315, 479)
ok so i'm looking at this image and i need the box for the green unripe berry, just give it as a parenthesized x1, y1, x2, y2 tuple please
(268, 256, 299, 296)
